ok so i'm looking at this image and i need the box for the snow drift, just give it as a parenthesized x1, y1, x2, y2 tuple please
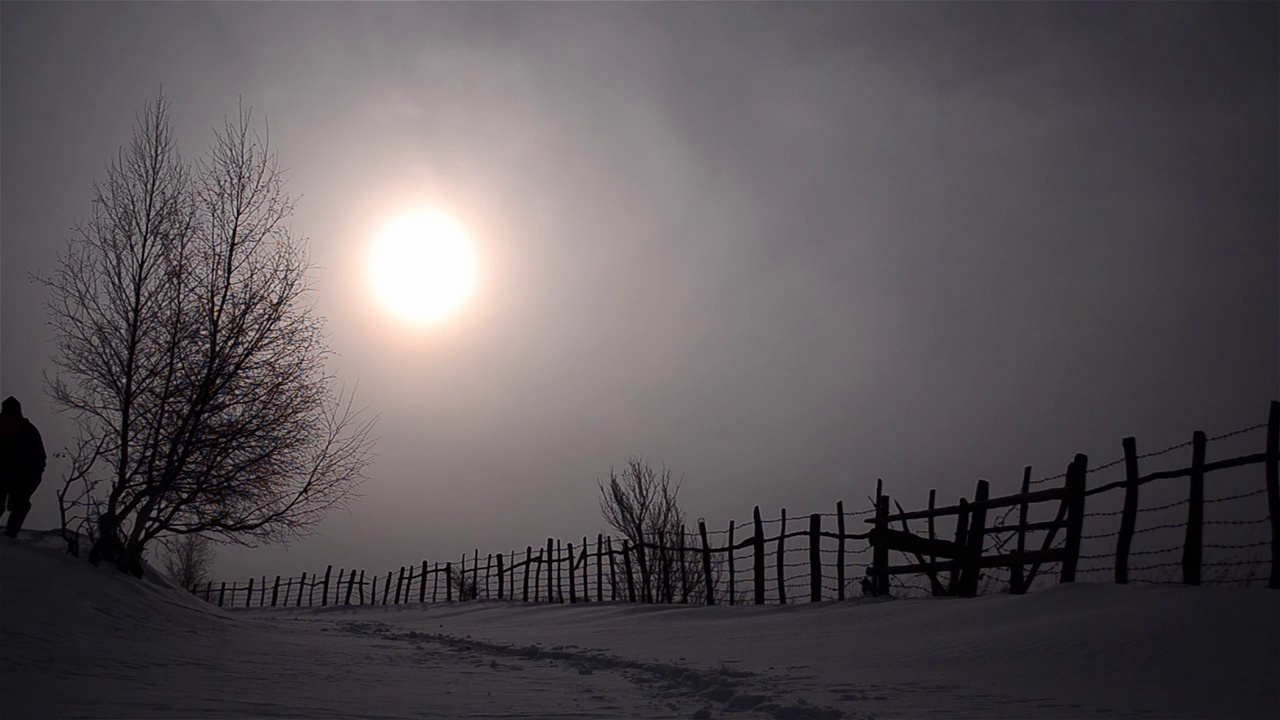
(2, 529, 1277, 719)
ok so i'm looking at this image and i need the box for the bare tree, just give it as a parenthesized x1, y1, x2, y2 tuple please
(161, 533, 215, 590)
(598, 456, 697, 603)
(44, 93, 376, 576)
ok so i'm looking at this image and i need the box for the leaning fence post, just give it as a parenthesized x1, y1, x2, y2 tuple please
(321, 565, 333, 607)
(872, 495, 890, 596)
(1183, 432, 1206, 586)
(245, 577, 254, 608)
(809, 513, 822, 602)
(219, 581, 226, 607)
(497, 553, 505, 600)
(419, 561, 427, 603)
(1267, 400, 1280, 589)
(960, 480, 989, 597)
(699, 519, 715, 605)
(271, 576, 281, 607)
(1060, 454, 1088, 584)
(1116, 440, 1141, 585)
(568, 542, 578, 604)
(623, 540, 637, 602)
(1011, 469, 1031, 593)
(523, 547, 532, 602)
(295, 573, 305, 607)
(395, 566, 406, 604)
(949, 501, 969, 595)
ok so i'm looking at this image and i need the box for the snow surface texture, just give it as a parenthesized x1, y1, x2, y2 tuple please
(2, 530, 1277, 719)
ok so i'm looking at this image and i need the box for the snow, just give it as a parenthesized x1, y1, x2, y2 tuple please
(3, 529, 1278, 719)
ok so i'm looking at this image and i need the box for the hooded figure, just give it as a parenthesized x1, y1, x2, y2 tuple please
(0, 396, 46, 537)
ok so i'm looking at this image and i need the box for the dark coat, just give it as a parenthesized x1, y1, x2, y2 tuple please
(0, 408, 46, 492)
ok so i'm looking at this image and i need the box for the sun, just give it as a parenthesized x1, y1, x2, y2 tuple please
(369, 210, 478, 325)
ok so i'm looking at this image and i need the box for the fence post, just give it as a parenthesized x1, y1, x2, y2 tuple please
(727, 520, 736, 606)
(1060, 454, 1088, 584)
(295, 573, 305, 607)
(753, 506, 766, 604)
(568, 542, 578, 604)
(260, 575, 267, 607)
(1183, 432, 1206, 586)
(597, 534, 605, 602)
(245, 577, 254, 608)
(809, 513, 821, 602)
(1011, 470, 1031, 593)
(1267, 400, 1280, 589)
(657, 529, 670, 603)
(872, 495, 890, 596)
(269, 576, 280, 607)
(205, 581, 213, 603)
(606, 537, 617, 600)
(636, 535, 651, 603)
(623, 540, 636, 602)
(459, 553, 468, 600)
(696, 517, 716, 602)
(394, 566, 405, 604)
(836, 502, 846, 601)
(581, 537, 590, 602)
(927, 490, 942, 595)
(321, 565, 333, 607)
(358, 570, 366, 604)
(1116, 439, 1141, 584)
(381, 572, 391, 605)
(960, 480, 989, 597)
(546, 539, 555, 603)
(496, 553, 505, 600)
(522, 547, 532, 602)
(219, 581, 226, 607)
(443, 562, 452, 601)
(482, 553, 490, 600)
(678, 525, 690, 604)
(949, 501, 969, 595)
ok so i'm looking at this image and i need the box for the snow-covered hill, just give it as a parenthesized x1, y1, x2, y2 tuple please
(2, 529, 1277, 719)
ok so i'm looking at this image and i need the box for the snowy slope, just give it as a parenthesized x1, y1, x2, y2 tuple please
(2, 530, 1277, 719)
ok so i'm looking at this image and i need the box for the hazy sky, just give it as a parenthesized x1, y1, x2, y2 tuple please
(2, 2, 1276, 582)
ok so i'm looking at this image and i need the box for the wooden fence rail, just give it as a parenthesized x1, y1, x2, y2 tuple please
(199, 401, 1280, 608)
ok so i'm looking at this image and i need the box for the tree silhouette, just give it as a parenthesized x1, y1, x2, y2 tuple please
(44, 93, 375, 576)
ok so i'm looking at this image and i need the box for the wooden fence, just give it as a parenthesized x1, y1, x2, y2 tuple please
(198, 400, 1280, 608)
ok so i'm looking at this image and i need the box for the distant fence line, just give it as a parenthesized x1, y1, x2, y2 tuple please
(198, 400, 1280, 608)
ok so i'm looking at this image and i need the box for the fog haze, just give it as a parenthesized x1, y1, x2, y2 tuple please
(2, 2, 1276, 580)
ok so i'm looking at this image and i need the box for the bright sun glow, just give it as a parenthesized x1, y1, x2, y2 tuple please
(369, 210, 478, 325)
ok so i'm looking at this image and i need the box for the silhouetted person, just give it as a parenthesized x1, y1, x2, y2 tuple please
(0, 396, 46, 537)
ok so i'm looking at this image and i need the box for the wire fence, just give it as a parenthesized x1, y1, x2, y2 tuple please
(201, 402, 1279, 608)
